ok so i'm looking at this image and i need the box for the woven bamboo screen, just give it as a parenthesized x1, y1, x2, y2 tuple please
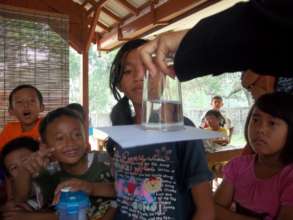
(0, 5, 69, 129)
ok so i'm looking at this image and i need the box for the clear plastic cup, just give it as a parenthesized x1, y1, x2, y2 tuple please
(141, 70, 184, 131)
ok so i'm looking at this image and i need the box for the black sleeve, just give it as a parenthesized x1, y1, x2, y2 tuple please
(174, 0, 293, 81)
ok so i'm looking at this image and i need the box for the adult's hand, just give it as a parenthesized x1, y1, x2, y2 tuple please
(138, 30, 188, 78)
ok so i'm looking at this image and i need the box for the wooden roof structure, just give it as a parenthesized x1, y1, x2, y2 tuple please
(1, 0, 222, 53)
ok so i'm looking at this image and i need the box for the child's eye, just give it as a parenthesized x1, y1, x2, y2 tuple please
(269, 121, 277, 127)
(123, 69, 132, 75)
(252, 117, 259, 123)
(73, 131, 82, 138)
(56, 136, 64, 141)
(8, 165, 17, 173)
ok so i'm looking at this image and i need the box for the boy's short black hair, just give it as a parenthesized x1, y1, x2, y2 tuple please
(211, 95, 223, 102)
(9, 84, 43, 109)
(0, 137, 39, 176)
(66, 103, 85, 122)
(39, 107, 83, 143)
(244, 92, 293, 165)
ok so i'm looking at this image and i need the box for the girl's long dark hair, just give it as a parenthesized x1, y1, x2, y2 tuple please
(109, 39, 147, 125)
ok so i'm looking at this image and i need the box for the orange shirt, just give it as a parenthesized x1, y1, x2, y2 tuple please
(0, 118, 41, 150)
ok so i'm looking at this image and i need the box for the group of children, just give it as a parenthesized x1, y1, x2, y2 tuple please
(0, 39, 293, 220)
(200, 96, 231, 152)
(0, 85, 115, 220)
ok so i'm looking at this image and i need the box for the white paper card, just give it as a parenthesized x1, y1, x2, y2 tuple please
(97, 125, 223, 149)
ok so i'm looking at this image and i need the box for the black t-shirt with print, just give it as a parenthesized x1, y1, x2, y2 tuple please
(110, 139, 213, 220)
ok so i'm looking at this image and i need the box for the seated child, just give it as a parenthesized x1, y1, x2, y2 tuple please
(215, 92, 293, 220)
(203, 110, 229, 151)
(200, 96, 232, 131)
(20, 108, 116, 220)
(107, 39, 214, 220)
(0, 84, 44, 150)
(1, 137, 43, 210)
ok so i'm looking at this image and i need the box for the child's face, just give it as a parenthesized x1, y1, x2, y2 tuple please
(205, 115, 220, 130)
(211, 99, 223, 110)
(9, 88, 44, 127)
(119, 49, 145, 105)
(4, 148, 33, 178)
(248, 107, 288, 156)
(44, 116, 87, 165)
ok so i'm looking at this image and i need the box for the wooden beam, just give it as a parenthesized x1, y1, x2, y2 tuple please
(85, 0, 97, 16)
(117, 0, 139, 15)
(82, 52, 89, 139)
(102, 7, 121, 22)
(150, 0, 168, 26)
(97, 21, 110, 32)
(99, 0, 219, 50)
(81, 0, 88, 8)
(85, 6, 101, 52)
(87, 18, 110, 32)
(118, 25, 131, 41)
(87, 0, 111, 17)
(87, 0, 97, 6)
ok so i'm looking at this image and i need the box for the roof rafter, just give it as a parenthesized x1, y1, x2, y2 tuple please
(117, 0, 139, 15)
(99, 0, 220, 50)
(102, 7, 121, 22)
(85, 4, 101, 52)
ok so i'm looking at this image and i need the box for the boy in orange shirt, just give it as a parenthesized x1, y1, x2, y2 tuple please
(0, 84, 44, 150)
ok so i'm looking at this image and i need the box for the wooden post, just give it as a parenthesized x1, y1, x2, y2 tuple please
(82, 5, 102, 140)
(82, 52, 89, 139)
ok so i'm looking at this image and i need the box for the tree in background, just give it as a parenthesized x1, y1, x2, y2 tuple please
(69, 47, 81, 103)
(69, 46, 117, 126)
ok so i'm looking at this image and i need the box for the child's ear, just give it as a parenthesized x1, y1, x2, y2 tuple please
(8, 107, 15, 117)
(40, 104, 45, 113)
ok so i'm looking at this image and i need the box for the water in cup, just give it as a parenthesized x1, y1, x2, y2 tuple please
(142, 70, 184, 131)
(143, 99, 183, 131)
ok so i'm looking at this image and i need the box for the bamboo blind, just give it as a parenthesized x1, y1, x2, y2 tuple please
(0, 5, 69, 129)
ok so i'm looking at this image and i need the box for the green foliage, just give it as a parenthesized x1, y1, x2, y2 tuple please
(69, 46, 117, 115)
(88, 46, 117, 114)
(182, 72, 250, 111)
(69, 48, 81, 103)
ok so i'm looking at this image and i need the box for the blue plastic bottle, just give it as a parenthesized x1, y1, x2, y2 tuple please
(56, 188, 90, 220)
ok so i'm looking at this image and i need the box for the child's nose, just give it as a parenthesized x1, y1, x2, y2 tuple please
(134, 66, 145, 81)
(256, 122, 266, 134)
(23, 101, 30, 108)
(66, 136, 76, 146)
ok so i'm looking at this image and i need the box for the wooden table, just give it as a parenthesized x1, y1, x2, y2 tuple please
(206, 145, 244, 179)
(206, 145, 244, 164)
